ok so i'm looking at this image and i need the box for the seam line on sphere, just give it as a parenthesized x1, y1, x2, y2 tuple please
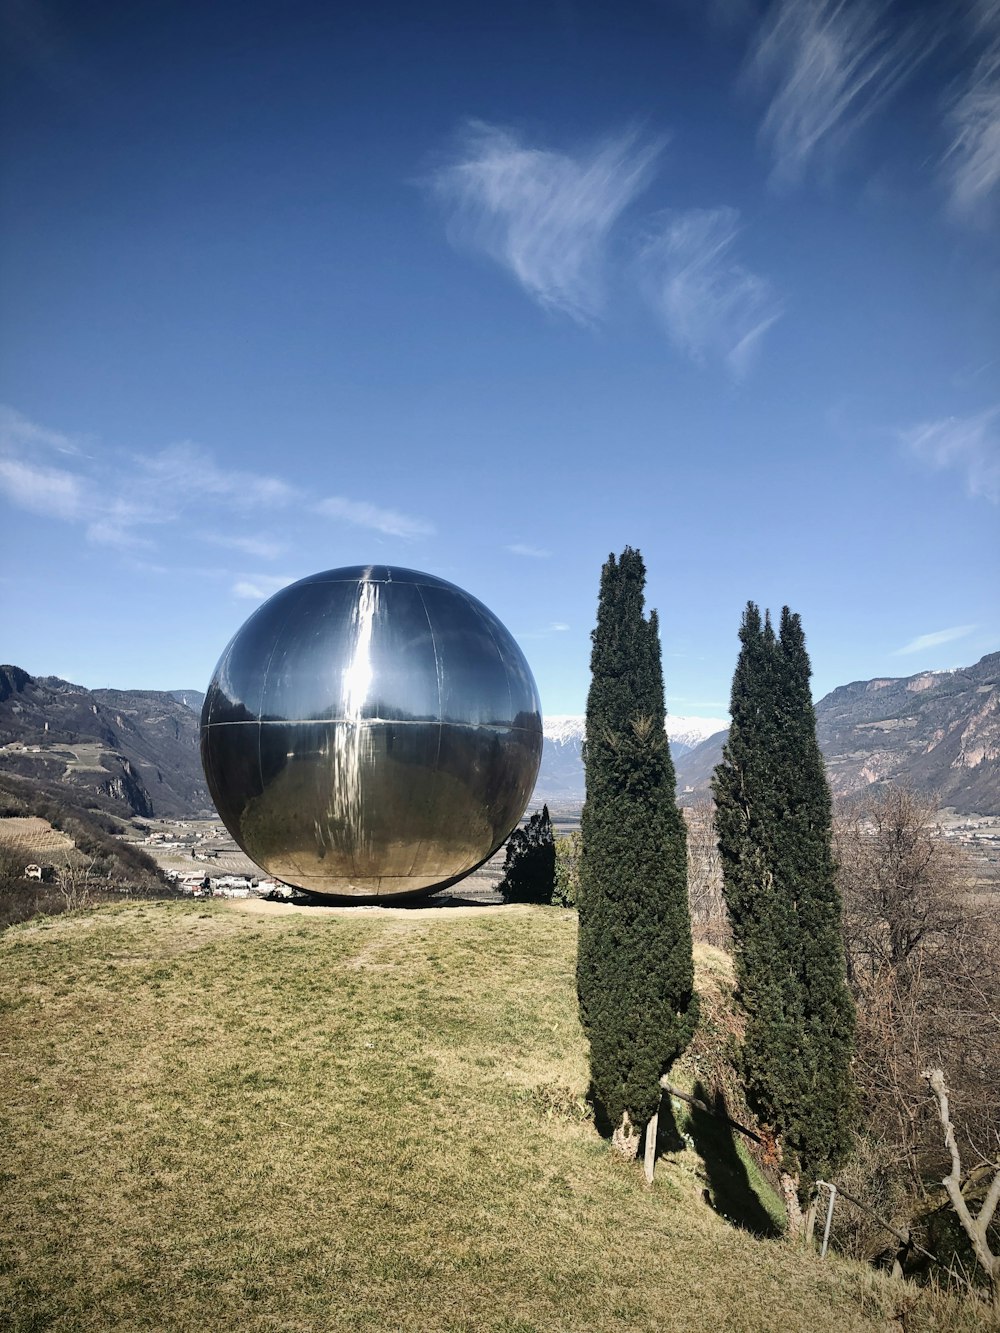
(203, 720, 539, 732)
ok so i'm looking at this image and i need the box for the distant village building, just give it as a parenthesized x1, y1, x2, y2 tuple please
(24, 864, 42, 881)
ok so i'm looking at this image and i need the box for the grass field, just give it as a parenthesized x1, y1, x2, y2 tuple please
(0, 901, 991, 1332)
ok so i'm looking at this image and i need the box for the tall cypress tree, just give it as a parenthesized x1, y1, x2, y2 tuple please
(712, 606, 808, 1155)
(712, 603, 854, 1216)
(775, 608, 855, 1187)
(577, 548, 697, 1155)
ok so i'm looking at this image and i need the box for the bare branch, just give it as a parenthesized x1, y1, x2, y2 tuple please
(924, 1068, 1000, 1305)
(980, 1170, 1000, 1236)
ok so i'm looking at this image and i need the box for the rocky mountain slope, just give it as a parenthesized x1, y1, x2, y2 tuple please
(674, 652, 1000, 815)
(0, 666, 211, 818)
(2, 653, 997, 818)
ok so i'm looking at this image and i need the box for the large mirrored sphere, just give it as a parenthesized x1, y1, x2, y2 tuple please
(200, 565, 543, 900)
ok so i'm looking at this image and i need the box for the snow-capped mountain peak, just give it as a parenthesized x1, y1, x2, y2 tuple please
(666, 714, 730, 751)
(541, 714, 727, 750)
(542, 715, 586, 745)
(535, 712, 729, 803)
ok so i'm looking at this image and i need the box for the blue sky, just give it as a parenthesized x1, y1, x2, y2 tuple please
(1, 0, 998, 717)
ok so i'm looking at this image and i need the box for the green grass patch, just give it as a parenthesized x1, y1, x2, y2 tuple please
(0, 902, 987, 1331)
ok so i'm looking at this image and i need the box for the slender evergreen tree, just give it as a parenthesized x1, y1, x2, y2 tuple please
(775, 608, 855, 1188)
(499, 805, 556, 904)
(712, 603, 854, 1216)
(577, 548, 697, 1155)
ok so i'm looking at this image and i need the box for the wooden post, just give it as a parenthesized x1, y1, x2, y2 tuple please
(891, 1226, 911, 1280)
(816, 1182, 837, 1258)
(643, 1106, 658, 1185)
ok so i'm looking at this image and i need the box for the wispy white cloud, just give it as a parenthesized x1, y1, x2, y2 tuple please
(0, 406, 436, 566)
(0, 414, 181, 550)
(0, 456, 87, 521)
(316, 495, 435, 539)
(0, 404, 82, 457)
(135, 442, 296, 509)
(637, 207, 782, 376)
(517, 621, 573, 640)
(899, 405, 1000, 502)
(894, 625, 977, 656)
(205, 533, 287, 560)
(745, 0, 930, 185)
(86, 495, 158, 550)
(0, 406, 301, 551)
(232, 574, 298, 601)
(430, 121, 661, 323)
(943, 3, 1000, 220)
(945, 77, 1000, 218)
(951, 356, 997, 390)
(507, 543, 552, 558)
(0, 450, 161, 547)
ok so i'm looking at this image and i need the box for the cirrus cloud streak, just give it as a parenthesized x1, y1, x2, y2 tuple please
(430, 122, 780, 375)
(944, 2, 1000, 220)
(893, 625, 977, 656)
(507, 543, 552, 558)
(637, 207, 783, 377)
(430, 121, 662, 324)
(899, 405, 1000, 503)
(745, 0, 933, 185)
(0, 405, 437, 560)
(316, 495, 435, 539)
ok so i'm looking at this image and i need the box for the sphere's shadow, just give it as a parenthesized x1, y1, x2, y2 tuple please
(263, 883, 505, 911)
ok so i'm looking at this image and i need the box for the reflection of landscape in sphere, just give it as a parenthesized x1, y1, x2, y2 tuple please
(200, 566, 543, 900)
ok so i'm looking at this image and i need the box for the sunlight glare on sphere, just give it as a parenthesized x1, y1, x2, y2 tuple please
(200, 565, 543, 901)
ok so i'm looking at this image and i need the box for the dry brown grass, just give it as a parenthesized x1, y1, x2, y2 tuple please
(0, 902, 992, 1332)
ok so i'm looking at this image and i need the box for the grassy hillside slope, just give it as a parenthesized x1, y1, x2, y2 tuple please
(0, 903, 986, 1332)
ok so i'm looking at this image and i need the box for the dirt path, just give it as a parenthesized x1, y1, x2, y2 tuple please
(226, 897, 534, 920)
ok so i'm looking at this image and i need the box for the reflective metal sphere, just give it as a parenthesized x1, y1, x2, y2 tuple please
(200, 565, 543, 900)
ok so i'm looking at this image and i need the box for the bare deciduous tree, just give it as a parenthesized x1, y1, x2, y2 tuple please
(836, 786, 965, 985)
(834, 787, 1000, 1286)
(58, 855, 98, 911)
(924, 1068, 1000, 1310)
(683, 801, 729, 948)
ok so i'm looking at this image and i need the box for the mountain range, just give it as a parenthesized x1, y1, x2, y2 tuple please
(538, 655, 999, 814)
(673, 653, 999, 815)
(0, 665, 210, 818)
(0, 653, 997, 818)
(538, 714, 726, 802)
